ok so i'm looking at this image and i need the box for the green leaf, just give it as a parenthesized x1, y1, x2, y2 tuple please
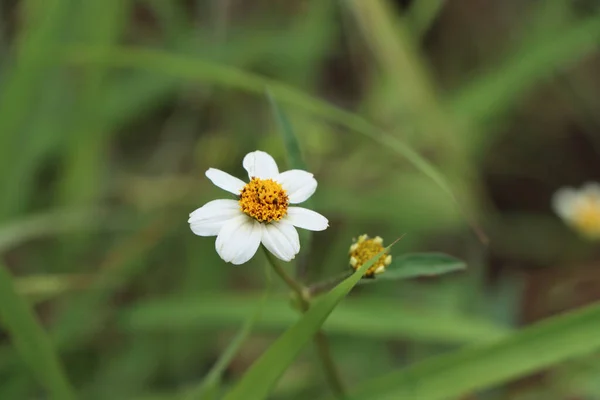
(343, 300, 600, 400)
(0, 264, 75, 400)
(0, 0, 72, 220)
(450, 12, 600, 127)
(406, 0, 446, 38)
(0, 208, 123, 254)
(184, 265, 273, 400)
(58, 0, 128, 207)
(65, 46, 459, 210)
(121, 294, 507, 344)
(367, 252, 466, 282)
(268, 90, 307, 171)
(15, 274, 90, 303)
(222, 244, 397, 400)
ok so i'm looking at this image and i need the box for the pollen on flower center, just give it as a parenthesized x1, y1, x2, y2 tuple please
(239, 177, 289, 223)
(572, 197, 600, 237)
(349, 234, 392, 278)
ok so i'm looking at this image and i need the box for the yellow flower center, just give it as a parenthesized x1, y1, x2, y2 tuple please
(572, 197, 600, 238)
(349, 234, 392, 277)
(239, 177, 289, 223)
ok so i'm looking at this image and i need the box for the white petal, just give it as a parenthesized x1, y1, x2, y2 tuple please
(276, 170, 317, 204)
(552, 188, 578, 220)
(189, 199, 242, 236)
(285, 207, 328, 231)
(205, 168, 246, 195)
(261, 221, 300, 262)
(215, 215, 262, 265)
(243, 150, 279, 179)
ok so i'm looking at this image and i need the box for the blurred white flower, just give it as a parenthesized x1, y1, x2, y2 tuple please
(552, 182, 600, 239)
(188, 150, 328, 264)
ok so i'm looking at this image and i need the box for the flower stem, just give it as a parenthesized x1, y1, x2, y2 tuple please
(261, 246, 346, 398)
(314, 331, 345, 397)
(262, 247, 309, 310)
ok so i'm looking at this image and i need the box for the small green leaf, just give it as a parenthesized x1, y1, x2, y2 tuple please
(268, 90, 307, 171)
(0, 264, 75, 400)
(222, 243, 398, 400)
(371, 252, 466, 282)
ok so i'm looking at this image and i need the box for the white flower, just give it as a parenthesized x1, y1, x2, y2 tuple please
(552, 182, 600, 239)
(188, 150, 329, 264)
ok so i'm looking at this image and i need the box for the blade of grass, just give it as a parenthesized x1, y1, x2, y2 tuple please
(449, 12, 600, 127)
(346, 0, 441, 127)
(268, 90, 308, 171)
(0, 71, 75, 219)
(121, 294, 507, 344)
(222, 242, 399, 400)
(65, 46, 458, 206)
(144, 0, 190, 46)
(406, 0, 446, 38)
(0, 208, 126, 254)
(0, 0, 72, 220)
(344, 0, 487, 244)
(184, 263, 273, 400)
(59, 0, 128, 207)
(0, 264, 75, 400)
(344, 300, 600, 400)
(15, 274, 92, 301)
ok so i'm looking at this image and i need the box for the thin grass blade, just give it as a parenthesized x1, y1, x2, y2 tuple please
(345, 300, 600, 400)
(0, 264, 75, 399)
(362, 252, 466, 282)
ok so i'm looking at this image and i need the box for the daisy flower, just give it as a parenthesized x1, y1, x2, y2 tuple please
(348, 234, 392, 277)
(552, 182, 600, 239)
(188, 150, 329, 264)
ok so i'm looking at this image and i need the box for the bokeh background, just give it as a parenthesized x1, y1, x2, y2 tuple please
(2, 0, 600, 399)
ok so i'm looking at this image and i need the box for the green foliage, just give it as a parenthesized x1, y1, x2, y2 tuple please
(361, 252, 466, 282)
(1, 0, 599, 398)
(0, 264, 74, 399)
(345, 300, 600, 400)
(66, 46, 460, 204)
(184, 266, 273, 400)
(121, 294, 507, 344)
(268, 91, 308, 171)
(222, 246, 395, 400)
(450, 10, 600, 151)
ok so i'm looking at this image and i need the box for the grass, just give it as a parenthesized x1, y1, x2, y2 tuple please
(1, 0, 600, 399)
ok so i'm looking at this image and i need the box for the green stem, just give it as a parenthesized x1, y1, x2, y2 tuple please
(261, 247, 346, 398)
(262, 247, 308, 310)
(314, 331, 346, 397)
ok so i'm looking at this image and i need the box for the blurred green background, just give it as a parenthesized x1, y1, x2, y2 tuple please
(2, 0, 600, 399)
